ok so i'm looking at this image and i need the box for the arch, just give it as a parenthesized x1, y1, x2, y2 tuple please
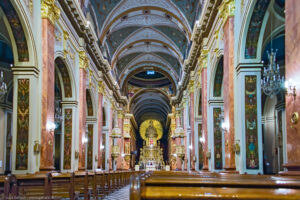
(212, 56, 224, 98)
(120, 66, 177, 94)
(99, 3, 191, 42)
(129, 88, 170, 108)
(54, 55, 76, 100)
(0, 0, 37, 66)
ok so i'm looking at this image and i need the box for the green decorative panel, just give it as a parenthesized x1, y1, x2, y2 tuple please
(198, 88, 202, 116)
(154, 52, 181, 75)
(56, 58, 72, 98)
(213, 107, 222, 170)
(171, 0, 200, 27)
(63, 109, 72, 169)
(116, 52, 142, 72)
(16, 79, 30, 170)
(245, 75, 259, 169)
(87, 124, 94, 170)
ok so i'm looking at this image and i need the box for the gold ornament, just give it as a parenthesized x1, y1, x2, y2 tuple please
(140, 120, 163, 141)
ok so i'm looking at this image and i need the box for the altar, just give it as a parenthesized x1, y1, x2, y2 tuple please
(139, 120, 165, 171)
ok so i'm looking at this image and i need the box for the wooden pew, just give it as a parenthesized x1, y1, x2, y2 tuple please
(16, 173, 51, 198)
(0, 175, 15, 199)
(130, 171, 300, 200)
(51, 172, 74, 199)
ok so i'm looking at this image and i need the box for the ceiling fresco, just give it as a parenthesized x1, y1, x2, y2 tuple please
(171, 0, 200, 28)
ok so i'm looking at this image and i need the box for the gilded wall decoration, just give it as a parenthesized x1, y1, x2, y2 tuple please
(16, 79, 30, 170)
(87, 124, 93, 170)
(63, 109, 72, 169)
(213, 58, 223, 97)
(245, 0, 269, 59)
(86, 91, 93, 116)
(213, 107, 223, 170)
(56, 58, 72, 98)
(0, 0, 29, 62)
(245, 75, 259, 169)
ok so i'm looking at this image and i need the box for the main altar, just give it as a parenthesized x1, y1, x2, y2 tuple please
(139, 120, 165, 171)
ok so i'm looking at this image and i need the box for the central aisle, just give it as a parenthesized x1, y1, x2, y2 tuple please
(103, 185, 130, 200)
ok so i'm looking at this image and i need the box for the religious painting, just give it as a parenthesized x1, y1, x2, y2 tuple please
(63, 109, 72, 169)
(0, 0, 29, 62)
(213, 107, 223, 170)
(277, 110, 284, 171)
(213, 58, 223, 97)
(245, 0, 269, 59)
(198, 89, 202, 116)
(16, 79, 29, 170)
(245, 75, 259, 169)
(87, 124, 93, 170)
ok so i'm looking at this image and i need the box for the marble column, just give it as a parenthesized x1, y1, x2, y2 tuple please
(40, 0, 60, 171)
(282, 0, 300, 175)
(97, 82, 104, 169)
(78, 52, 88, 170)
(189, 90, 195, 170)
(201, 68, 209, 170)
(223, 16, 236, 172)
(116, 111, 124, 170)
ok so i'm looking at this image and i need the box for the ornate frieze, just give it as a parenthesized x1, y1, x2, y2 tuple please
(245, 76, 259, 169)
(63, 109, 72, 170)
(213, 107, 223, 170)
(16, 79, 30, 170)
(87, 124, 93, 170)
(218, 0, 235, 24)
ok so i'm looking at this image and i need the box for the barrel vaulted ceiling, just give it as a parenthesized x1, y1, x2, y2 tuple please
(86, 0, 202, 124)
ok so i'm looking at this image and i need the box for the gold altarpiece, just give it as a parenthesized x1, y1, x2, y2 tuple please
(139, 120, 165, 171)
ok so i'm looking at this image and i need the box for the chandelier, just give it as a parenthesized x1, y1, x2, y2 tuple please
(0, 71, 7, 98)
(261, 49, 284, 97)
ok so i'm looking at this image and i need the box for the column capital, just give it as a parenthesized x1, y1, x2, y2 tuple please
(79, 51, 89, 70)
(98, 80, 105, 94)
(41, 0, 60, 25)
(218, 0, 235, 24)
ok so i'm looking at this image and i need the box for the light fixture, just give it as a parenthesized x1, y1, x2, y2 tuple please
(189, 145, 193, 150)
(0, 70, 7, 98)
(285, 79, 297, 99)
(100, 145, 105, 150)
(82, 136, 88, 144)
(261, 49, 284, 97)
(46, 122, 56, 132)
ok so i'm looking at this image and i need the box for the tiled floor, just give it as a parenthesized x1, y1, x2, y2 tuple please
(103, 185, 130, 200)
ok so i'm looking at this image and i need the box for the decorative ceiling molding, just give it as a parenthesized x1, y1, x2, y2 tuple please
(99, 0, 191, 42)
(118, 43, 181, 62)
(111, 27, 182, 66)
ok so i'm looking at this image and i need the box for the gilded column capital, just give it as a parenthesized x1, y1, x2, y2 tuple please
(41, 0, 60, 25)
(218, 0, 235, 24)
(79, 51, 89, 69)
(117, 111, 124, 119)
(98, 80, 105, 94)
(188, 80, 195, 93)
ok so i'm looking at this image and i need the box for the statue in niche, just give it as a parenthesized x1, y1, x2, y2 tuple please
(145, 120, 158, 139)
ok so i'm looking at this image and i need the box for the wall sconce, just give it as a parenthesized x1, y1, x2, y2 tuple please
(46, 122, 56, 132)
(82, 136, 88, 144)
(221, 122, 228, 132)
(100, 145, 105, 150)
(75, 151, 79, 159)
(234, 142, 240, 154)
(291, 112, 299, 128)
(285, 79, 297, 99)
(206, 151, 211, 159)
(33, 141, 41, 154)
(189, 145, 193, 150)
